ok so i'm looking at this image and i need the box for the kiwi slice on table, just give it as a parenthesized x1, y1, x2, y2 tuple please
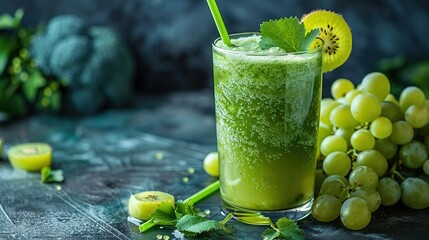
(7, 143, 52, 171)
(128, 191, 175, 220)
(301, 10, 352, 72)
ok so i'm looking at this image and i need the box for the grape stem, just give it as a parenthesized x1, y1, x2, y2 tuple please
(347, 149, 359, 161)
(342, 185, 354, 199)
(392, 171, 405, 181)
(139, 180, 220, 232)
(355, 122, 369, 131)
(387, 161, 405, 181)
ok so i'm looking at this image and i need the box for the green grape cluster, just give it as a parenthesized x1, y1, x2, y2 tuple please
(313, 72, 429, 230)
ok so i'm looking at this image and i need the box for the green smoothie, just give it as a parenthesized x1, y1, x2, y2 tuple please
(213, 33, 322, 211)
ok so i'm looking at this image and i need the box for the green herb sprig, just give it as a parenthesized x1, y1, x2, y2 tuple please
(145, 200, 233, 238)
(139, 180, 223, 235)
(262, 217, 305, 240)
(260, 17, 318, 53)
(41, 166, 64, 183)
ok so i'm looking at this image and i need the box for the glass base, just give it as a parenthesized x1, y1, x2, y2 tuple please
(221, 199, 313, 226)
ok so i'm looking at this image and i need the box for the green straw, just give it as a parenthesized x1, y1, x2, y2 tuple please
(139, 180, 220, 232)
(206, 0, 232, 46)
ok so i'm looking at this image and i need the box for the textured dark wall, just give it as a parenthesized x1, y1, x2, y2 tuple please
(1, 0, 429, 95)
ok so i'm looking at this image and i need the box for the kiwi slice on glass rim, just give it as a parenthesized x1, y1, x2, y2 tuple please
(301, 10, 352, 73)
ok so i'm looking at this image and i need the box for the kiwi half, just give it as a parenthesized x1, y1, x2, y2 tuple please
(128, 191, 175, 220)
(7, 143, 52, 171)
(301, 10, 352, 72)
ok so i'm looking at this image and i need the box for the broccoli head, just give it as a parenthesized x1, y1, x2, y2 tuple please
(31, 15, 134, 114)
(31, 15, 87, 76)
(50, 35, 91, 88)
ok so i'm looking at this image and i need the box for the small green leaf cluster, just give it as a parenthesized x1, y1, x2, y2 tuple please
(0, 9, 62, 120)
(140, 201, 232, 238)
(41, 166, 64, 183)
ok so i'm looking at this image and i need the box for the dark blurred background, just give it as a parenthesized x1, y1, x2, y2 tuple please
(1, 0, 429, 97)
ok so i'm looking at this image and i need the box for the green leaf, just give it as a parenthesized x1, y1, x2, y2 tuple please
(302, 29, 320, 50)
(41, 167, 64, 183)
(177, 230, 198, 238)
(0, 37, 10, 75)
(0, 14, 16, 29)
(0, 9, 23, 30)
(149, 202, 177, 226)
(175, 201, 199, 217)
(276, 217, 305, 240)
(262, 229, 280, 240)
(41, 167, 51, 182)
(175, 215, 222, 236)
(23, 70, 46, 102)
(14, 9, 24, 24)
(48, 170, 64, 182)
(260, 17, 318, 53)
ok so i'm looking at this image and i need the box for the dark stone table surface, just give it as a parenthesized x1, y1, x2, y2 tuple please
(0, 91, 428, 240)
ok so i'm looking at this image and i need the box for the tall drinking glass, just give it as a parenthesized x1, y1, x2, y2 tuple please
(212, 33, 323, 222)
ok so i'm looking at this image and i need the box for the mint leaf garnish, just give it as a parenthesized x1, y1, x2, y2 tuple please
(260, 17, 319, 53)
(175, 215, 222, 237)
(41, 167, 64, 183)
(262, 217, 305, 240)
